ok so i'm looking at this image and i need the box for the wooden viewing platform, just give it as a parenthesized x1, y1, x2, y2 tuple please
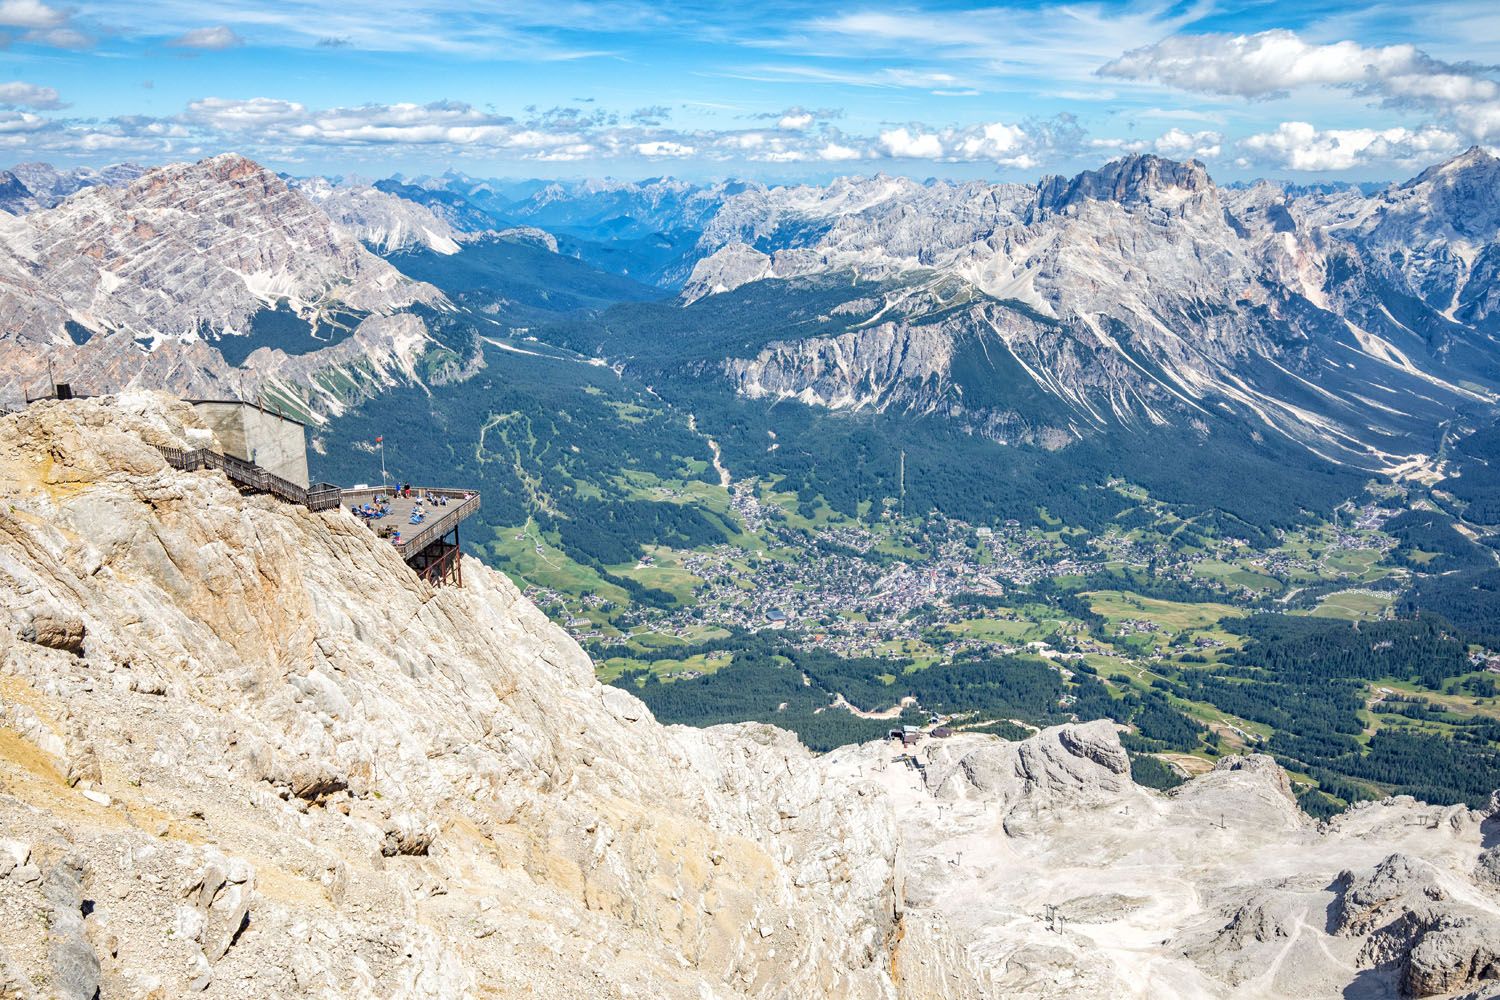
(341, 486, 481, 587)
(156, 444, 480, 588)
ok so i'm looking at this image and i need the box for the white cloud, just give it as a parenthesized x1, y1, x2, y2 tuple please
(1153, 127, 1222, 160)
(950, 122, 1025, 159)
(635, 140, 695, 157)
(870, 117, 1083, 167)
(187, 97, 307, 129)
(0, 0, 90, 47)
(878, 127, 944, 159)
(818, 141, 863, 161)
(0, 0, 64, 28)
(170, 26, 243, 50)
(0, 80, 63, 110)
(0, 110, 47, 133)
(1092, 127, 1222, 161)
(777, 111, 813, 130)
(1238, 121, 1462, 171)
(1100, 28, 1500, 142)
(1101, 29, 1422, 98)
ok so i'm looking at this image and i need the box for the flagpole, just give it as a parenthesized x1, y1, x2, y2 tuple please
(379, 437, 387, 488)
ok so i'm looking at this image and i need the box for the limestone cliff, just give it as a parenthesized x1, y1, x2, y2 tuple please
(826, 726, 1500, 999)
(0, 393, 979, 999)
(2, 394, 1499, 1000)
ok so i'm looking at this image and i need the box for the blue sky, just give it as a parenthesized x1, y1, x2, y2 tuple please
(0, 0, 1497, 181)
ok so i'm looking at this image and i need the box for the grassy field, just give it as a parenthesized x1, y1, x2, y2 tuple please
(606, 546, 705, 606)
(1322, 547, 1389, 580)
(1376, 678, 1500, 722)
(596, 650, 734, 683)
(1310, 589, 1393, 620)
(488, 521, 631, 606)
(1085, 590, 1247, 632)
(937, 616, 1042, 643)
(1191, 560, 1280, 593)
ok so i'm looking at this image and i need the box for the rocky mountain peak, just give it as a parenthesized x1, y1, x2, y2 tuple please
(130, 152, 288, 202)
(1355, 144, 1500, 244)
(1034, 153, 1215, 216)
(0, 154, 447, 410)
(0, 169, 35, 214)
(1404, 144, 1500, 189)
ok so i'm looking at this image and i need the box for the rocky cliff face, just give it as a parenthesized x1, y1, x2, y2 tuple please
(0, 393, 979, 999)
(682, 151, 1500, 473)
(2, 394, 1498, 999)
(0, 155, 448, 415)
(828, 724, 1500, 999)
(293, 177, 464, 256)
(0, 162, 147, 214)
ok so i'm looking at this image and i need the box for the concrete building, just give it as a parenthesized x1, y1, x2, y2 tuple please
(190, 400, 310, 488)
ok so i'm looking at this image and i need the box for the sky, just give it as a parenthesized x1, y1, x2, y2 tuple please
(0, 0, 1497, 183)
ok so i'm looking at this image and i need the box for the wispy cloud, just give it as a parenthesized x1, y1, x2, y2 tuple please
(760, 1, 1214, 94)
(0, 79, 64, 109)
(69, 0, 641, 58)
(168, 25, 243, 50)
(0, 0, 91, 47)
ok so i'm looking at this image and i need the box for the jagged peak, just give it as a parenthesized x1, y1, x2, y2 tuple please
(1402, 144, 1500, 189)
(110, 153, 294, 206)
(1034, 153, 1214, 216)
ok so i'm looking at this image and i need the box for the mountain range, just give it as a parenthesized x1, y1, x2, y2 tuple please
(3, 148, 1500, 489)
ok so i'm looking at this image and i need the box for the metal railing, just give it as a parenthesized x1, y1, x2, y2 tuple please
(155, 445, 481, 568)
(396, 491, 480, 553)
(154, 445, 341, 511)
(341, 486, 481, 555)
(305, 484, 343, 511)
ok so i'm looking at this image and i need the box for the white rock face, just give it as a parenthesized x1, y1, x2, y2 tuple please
(825, 727, 1500, 999)
(684, 151, 1500, 472)
(1, 161, 147, 211)
(294, 176, 464, 255)
(0, 154, 447, 410)
(0, 393, 979, 999)
(1, 393, 1497, 999)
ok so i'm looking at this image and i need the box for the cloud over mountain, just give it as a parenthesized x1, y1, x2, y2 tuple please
(1103, 28, 1500, 142)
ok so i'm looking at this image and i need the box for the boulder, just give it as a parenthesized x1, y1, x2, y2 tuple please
(1477, 847, 1500, 890)
(1405, 917, 1500, 997)
(18, 611, 85, 655)
(43, 857, 101, 1000)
